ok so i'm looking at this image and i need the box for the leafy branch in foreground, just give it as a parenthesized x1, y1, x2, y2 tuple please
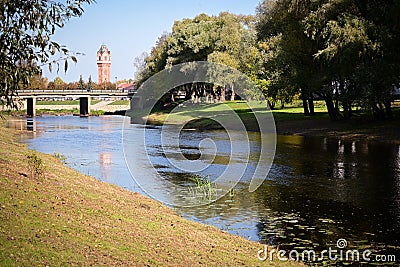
(0, 0, 95, 108)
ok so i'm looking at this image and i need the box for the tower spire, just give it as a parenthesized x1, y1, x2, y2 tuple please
(96, 44, 111, 84)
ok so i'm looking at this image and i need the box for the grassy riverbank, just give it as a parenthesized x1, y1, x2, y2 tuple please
(145, 101, 400, 143)
(109, 100, 130, 105)
(0, 120, 299, 266)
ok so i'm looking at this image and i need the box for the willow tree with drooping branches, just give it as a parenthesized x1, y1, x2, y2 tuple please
(0, 0, 95, 108)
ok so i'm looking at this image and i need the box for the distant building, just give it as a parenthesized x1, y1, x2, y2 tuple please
(117, 82, 136, 92)
(97, 44, 111, 84)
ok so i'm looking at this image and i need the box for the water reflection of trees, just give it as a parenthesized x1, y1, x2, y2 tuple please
(255, 137, 400, 249)
(157, 134, 399, 250)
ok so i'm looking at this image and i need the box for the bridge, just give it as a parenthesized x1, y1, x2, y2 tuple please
(17, 89, 136, 117)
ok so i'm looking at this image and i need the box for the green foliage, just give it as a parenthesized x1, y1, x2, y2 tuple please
(256, 0, 400, 120)
(135, 12, 263, 104)
(77, 75, 86, 90)
(36, 108, 79, 115)
(54, 77, 65, 86)
(207, 52, 239, 69)
(0, 0, 94, 108)
(134, 1, 399, 120)
(26, 152, 45, 179)
(98, 82, 116, 90)
(188, 175, 217, 201)
(164, 12, 247, 68)
(25, 75, 49, 90)
(37, 100, 79, 105)
(90, 110, 106, 116)
(52, 76, 67, 90)
(87, 76, 93, 91)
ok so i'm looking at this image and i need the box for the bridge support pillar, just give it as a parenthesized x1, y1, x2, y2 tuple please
(26, 97, 36, 117)
(79, 96, 91, 117)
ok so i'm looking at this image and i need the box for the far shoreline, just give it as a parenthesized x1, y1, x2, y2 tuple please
(3, 100, 400, 144)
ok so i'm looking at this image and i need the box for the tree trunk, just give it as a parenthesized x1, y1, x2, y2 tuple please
(308, 95, 315, 115)
(325, 95, 339, 121)
(385, 100, 393, 119)
(376, 103, 385, 120)
(302, 99, 310, 116)
(185, 84, 192, 101)
(268, 100, 276, 109)
(334, 91, 339, 110)
(221, 86, 226, 102)
(339, 76, 352, 119)
(343, 101, 351, 119)
(230, 84, 235, 101)
(348, 101, 353, 117)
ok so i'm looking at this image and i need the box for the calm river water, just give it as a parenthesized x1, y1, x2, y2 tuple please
(8, 116, 400, 262)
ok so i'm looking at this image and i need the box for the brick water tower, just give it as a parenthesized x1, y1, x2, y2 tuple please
(97, 44, 111, 83)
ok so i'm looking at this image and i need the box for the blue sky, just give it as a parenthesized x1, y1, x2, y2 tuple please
(41, 0, 261, 83)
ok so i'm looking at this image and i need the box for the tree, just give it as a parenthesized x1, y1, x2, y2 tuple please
(54, 77, 66, 90)
(207, 52, 240, 101)
(256, 0, 322, 115)
(256, 0, 400, 120)
(26, 75, 49, 90)
(87, 76, 93, 91)
(135, 12, 260, 105)
(47, 82, 55, 90)
(134, 33, 170, 89)
(66, 82, 78, 90)
(134, 52, 149, 82)
(303, 0, 399, 119)
(77, 75, 85, 90)
(0, 0, 94, 108)
(98, 82, 115, 91)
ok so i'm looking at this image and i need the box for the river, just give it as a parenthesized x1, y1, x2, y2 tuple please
(7, 115, 400, 263)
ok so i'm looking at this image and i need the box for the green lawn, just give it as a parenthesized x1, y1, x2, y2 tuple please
(272, 103, 329, 122)
(144, 100, 316, 130)
(139, 100, 400, 142)
(37, 100, 79, 105)
(109, 100, 130, 105)
(33, 109, 105, 116)
(36, 100, 101, 105)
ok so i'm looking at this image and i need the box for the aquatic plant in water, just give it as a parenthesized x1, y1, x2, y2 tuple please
(188, 174, 218, 202)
